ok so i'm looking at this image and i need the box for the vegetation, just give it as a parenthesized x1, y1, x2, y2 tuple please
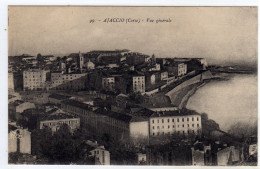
(31, 124, 95, 164)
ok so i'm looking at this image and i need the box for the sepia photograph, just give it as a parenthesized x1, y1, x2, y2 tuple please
(7, 6, 257, 166)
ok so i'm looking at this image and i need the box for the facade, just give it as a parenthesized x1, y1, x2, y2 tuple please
(8, 72, 15, 93)
(50, 72, 87, 91)
(132, 76, 145, 93)
(8, 128, 31, 154)
(160, 71, 168, 80)
(90, 146, 110, 165)
(23, 69, 48, 90)
(149, 109, 202, 136)
(126, 54, 150, 65)
(102, 77, 115, 91)
(166, 63, 187, 77)
(39, 113, 80, 133)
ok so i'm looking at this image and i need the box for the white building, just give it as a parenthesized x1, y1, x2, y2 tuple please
(149, 109, 202, 136)
(132, 76, 145, 93)
(23, 69, 49, 90)
(177, 63, 187, 76)
(90, 146, 110, 165)
(39, 113, 80, 133)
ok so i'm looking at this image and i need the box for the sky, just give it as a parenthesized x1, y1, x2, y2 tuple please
(8, 6, 257, 66)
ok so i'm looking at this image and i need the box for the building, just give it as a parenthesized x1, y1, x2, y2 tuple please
(126, 53, 150, 65)
(116, 71, 145, 94)
(149, 109, 202, 136)
(50, 71, 87, 91)
(137, 153, 147, 164)
(90, 146, 110, 165)
(8, 126, 31, 154)
(48, 93, 71, 106)
(77, 52, 84, 72)
(9, 100, 36, 121)
(8, 72, 15, 93)
(148, 63, 161, 71)
(132, 75, 145, 93)
(102, 76, 115, 92)
(23, 69, 49, 91)
(85, 60, 95, 70)
(166, 63, 187, 77)
(39, 113, 80, 133)
(160, 71, 168, 81)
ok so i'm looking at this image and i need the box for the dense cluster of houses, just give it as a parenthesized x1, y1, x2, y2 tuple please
(8, 49, 256, 165)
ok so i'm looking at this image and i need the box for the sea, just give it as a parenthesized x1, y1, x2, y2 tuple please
(186, 73, 257, 132)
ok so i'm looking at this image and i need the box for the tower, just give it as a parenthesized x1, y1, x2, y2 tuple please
(78, 51, 84, 72)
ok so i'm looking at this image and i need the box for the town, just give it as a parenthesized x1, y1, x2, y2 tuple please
(8, 49, 257, 165)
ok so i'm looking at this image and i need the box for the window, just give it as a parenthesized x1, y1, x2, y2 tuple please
(182, 124, 184, 128)
(182, 118, 184, 122)
(197, 124, 199, 127)
(162, 126, 164, 129)
(157, 132, 160, 135)
(152, 126, 154, 129)
(192, 124, 194, 127)
(162, 119, 164, 123)
(187, 124, 189, 127)
(192, 117, 194, 121)
(173, 125, 175, 128)
(172, 119, 174, 122)
(183, 131, 185, 134)
(152, 120, 154, 124)
(168, 125, 170, 129)
(187, 118, 189, 122)
(177, 118, 179, 122)
(157, 126, 159, 129)
(168, 119, 169, 123)
(197, 117, 199, 121)
(157, 119, 159, 123)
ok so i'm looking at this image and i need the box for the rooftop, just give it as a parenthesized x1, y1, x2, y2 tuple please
(39, 112, 78, 121)
(151, 108, 200, 118)
(94, 108, 133, 123)
(49, 93, 71, 100)
(61, 99, 94, 111)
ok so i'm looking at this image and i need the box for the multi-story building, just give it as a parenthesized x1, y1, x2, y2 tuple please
(149, 109, 202, 136)
(102, 76, 115, 92)
(39, 113, 80, 133)
(166, 63, 187, 77)
(126, 53, 150, 65)
(50, 71, 87, 91)
(8, 72, 15, 93)
(132, 75, 145, 93)
(23, 69, 49, 91)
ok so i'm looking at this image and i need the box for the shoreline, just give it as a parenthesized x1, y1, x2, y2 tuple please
(171, 74, 229, 109)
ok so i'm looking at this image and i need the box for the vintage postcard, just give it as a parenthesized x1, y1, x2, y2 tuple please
(7, 6, 257, 166)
